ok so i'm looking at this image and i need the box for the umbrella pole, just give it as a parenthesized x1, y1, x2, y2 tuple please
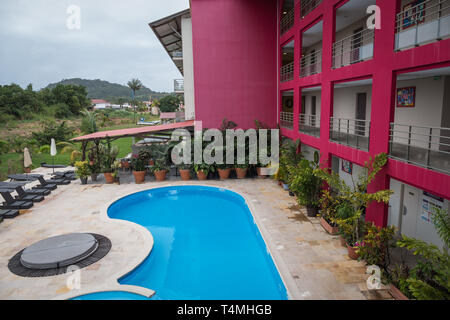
(52, 156, 55, 174)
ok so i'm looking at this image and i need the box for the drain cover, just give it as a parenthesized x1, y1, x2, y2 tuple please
(20, 233, 98, 270)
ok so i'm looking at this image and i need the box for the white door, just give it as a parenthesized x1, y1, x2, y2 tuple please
(400, 185, 420, 238)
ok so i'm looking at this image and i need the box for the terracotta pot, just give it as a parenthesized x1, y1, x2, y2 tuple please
(218, 168, 231, 180)
(121, 161, 130, 169)
(340, 235, 347, 247)
(154, 170, 168, 182)
(179, 169, 191, 181)
(24, 167, 31, 173)
(133, 170, 146, 184)
(104, 172, 115, 184)
(256, 167, 266, 179)
(196, 170, 208, 181)
(235, 167, 247, 179)
(149, 160, 155, 166)
(389, 284, 409, 300)
(320, 217, 339, 235)
(346, 243, 359, 260)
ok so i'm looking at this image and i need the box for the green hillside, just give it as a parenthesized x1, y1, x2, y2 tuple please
(46, 78, 170, 102)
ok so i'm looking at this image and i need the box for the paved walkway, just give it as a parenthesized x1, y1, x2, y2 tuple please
(0, 168, 392, 300)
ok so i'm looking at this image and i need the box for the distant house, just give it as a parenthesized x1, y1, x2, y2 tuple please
(91, 99, 110, 110)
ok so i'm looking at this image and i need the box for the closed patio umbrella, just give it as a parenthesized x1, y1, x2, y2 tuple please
(24, 148, 32, 169)
(50, 138, 57, 174)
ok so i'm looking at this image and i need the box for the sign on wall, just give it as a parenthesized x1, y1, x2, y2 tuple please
(397, 87, 416, 108)
(342, 160, 353, 174)
(421, 191, 444, 224)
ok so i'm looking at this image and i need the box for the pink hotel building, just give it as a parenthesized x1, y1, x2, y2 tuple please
(150, 0, 450, 249)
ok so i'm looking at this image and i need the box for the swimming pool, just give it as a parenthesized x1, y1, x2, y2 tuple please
(76, 186, 287, 300)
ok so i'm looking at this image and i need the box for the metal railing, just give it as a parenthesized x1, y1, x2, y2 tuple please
(301, 0, 322, 18)
(300, 49, 322, 77)
(281, 8, 295, 34)
(281, 61, 294, 82)
(172, 51, 183, 58)
(174, 79, 184, 92)
(395, 0, 450, 50)
(389, 123, 450, 174)
(280, 112, 294, 129)
(299, 114, 320, 137)
(330, 117, 371, 151)
(332, 28, 375, 69)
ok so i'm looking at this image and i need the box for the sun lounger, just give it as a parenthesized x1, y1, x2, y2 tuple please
(0, 181, 28, 190)
(7, 174, 41, 182)
(33, 177, 57, 190)
(0, 209, 19, 219)
(0, 191, 33, 210)
(40, 162, 67, 168)
(14, 186, 50, 196)
(14, 187, 44, 202)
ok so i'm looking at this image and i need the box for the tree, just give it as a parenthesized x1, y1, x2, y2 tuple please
(127, 78, 143, 123)
(159, 95, 181, 113)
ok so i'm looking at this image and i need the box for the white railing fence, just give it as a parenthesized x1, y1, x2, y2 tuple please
(395, 0, 450, 50)
(280, 112, 294, 129)
(332, 28, 375, 69)
(300, 49, 322, 77)
(281, 61, 295, 82)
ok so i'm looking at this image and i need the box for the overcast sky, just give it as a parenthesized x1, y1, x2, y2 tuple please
(0, 0, 189, 93)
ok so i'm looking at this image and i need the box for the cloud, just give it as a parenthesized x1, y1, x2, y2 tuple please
(0, 0, 189, 92)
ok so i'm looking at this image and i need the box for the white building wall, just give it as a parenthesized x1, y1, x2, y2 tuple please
(333, 84, 372, 136)
(394, 76, 445, 149)
(181, 16, 195, 120)
(389, 178, 448, 250)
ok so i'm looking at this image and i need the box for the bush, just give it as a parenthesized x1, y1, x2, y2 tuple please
(288, 158, 322, 209)
(52, 103, 73, 119)
(31, 120, 74, 145)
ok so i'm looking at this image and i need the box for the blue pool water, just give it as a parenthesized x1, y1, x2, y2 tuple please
(75, 186, 287, 300)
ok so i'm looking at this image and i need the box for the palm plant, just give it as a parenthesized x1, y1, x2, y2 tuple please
(314, 153, 393, 246)
(127, 78, 143, 123)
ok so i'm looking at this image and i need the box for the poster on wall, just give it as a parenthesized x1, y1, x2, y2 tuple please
(403, 0, 426, 29)
(341, 160, 353, 174)
(397, 87, 416, 108)
(421, 192, 444, 224)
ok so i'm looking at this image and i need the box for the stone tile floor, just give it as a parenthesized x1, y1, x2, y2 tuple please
(0, 168, 393, 300)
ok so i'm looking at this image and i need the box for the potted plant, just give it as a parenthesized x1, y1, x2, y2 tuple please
(178, 163, 192, 181)
(319, 190, 341, 235)
(131, 152, 147, 184)
(288, 156, 322, 217)
(99, 141, 119, 184)
(111, 160, 121, 184)
(217, 164, 232, 180)
(194, 163, 214, 180)
(315, 153, 393, 259)
(152, 160, 170, 182)
(235, 161, 248, 179)
(75, 161, 90, 185)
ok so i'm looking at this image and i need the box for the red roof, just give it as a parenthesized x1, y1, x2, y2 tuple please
(72, 120, 195, 142)
(91, 99, 109, 104)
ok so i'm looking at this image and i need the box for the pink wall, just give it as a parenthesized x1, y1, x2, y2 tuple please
(190, 0, 278, 129)
(278, 0, 450, 227)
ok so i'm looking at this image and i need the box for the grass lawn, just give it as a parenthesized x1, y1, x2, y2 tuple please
(0, 116, 161, 179)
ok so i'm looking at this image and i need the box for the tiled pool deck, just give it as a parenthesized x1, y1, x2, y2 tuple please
(0, 168, 393, 300)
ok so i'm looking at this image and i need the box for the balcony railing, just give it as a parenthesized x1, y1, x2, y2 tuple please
(389, 123, 450, 175)
(395, 0, 450, 50)
(299, 114, 320, 137)
(174, 79, 184, 93)
(280, 112, 294, 129)
(281, 62, 294, 82)
(300, 49, 322, 78)
(330, 117, 371, 151)
(301, 0, 322, 18)
(281, 8, 295, 34)
(332, 28, 375, 69)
